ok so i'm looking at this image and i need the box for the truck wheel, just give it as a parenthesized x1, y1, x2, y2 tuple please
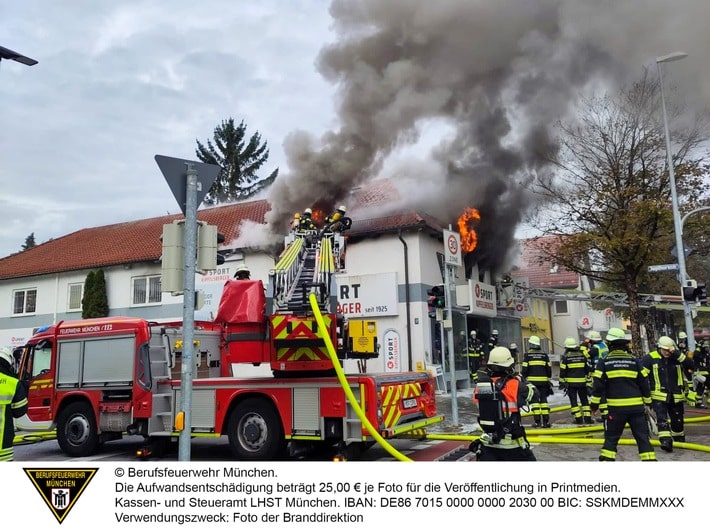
(57, 402, 99, 457)
(227, 398, 284, 460)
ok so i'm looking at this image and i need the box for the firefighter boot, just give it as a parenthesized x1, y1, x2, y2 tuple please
(532, 417, 541, 428)
(573, 417, 583, 425)
(542, 416, 551, 428)
(673, 435, 685, 443)
(660, 437, 673, 453)
(583, 416, 593, 425)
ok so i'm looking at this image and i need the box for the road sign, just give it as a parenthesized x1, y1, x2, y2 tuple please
(155, 155, 221, 214)
(648, 263, 680, 273)
(443, 229, 461, 267)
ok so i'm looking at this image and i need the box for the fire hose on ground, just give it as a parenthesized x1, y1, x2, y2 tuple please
(309, 293, 413, 462)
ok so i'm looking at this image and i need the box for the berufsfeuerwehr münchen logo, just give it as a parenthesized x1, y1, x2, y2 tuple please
(24, 468, 98, 524)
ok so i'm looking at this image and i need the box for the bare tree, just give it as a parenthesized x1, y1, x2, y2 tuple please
(531, 69, 709, 352)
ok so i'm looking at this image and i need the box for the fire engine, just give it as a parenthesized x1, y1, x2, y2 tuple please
(16, 224, 442, 460)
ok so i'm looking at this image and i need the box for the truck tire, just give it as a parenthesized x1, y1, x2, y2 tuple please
(227, 398, 285, 460)
(57, 402, 99, 457)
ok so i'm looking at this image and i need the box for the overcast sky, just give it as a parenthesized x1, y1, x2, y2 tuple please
(2, 1, 709, 267)
(0, 1, 335, 258)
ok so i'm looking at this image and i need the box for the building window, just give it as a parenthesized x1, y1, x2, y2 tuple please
(132, 275, 162, 306)
(554, 300, 569, 315)
(68, 283, 84, 312)
(13, 288, 37, 315)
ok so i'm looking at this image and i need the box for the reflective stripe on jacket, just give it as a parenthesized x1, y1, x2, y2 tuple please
(590, 350, 650, 412)
(641, 351, 688, 403)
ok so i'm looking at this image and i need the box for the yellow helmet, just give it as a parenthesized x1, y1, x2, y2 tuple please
(564, 337, 578, 349)
(528, 335, 541, 347)
(606, 327, 627, 342)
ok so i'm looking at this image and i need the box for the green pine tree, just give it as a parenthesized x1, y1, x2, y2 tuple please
(195, 118, 278, 203)
(21, 232, 36, 251)
(81, 269, 109, 318)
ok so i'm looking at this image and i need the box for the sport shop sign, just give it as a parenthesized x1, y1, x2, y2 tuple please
(470, 281, 497, 318)
(335, 272, 398, 317)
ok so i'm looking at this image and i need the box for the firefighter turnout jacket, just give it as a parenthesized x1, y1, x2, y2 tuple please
(590, 349, 651, 412)
(560, 348, 592, 388)
(641, 350, 693, 403)
(1, 369, 28, 461)
(521, 348, 552, 387)
(473, 370, 537, 449)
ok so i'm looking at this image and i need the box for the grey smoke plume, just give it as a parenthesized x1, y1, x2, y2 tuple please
(265, 0, 710, 272)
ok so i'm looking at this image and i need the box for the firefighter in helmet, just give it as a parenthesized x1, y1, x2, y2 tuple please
(641, 335, 693, 452)
(521, 335, 553, 427)
(470, 346, 538, 461)
(234, 264, 251, 280)
(587, 330, 609, 420)
(591, 328, 656, 461)
(322, 205, 351, 234)
(298, 208, 316, 232)
(0, 346, 28, 462)
(467, 330, 483, 383)
(559, 337, 593, 425)
(290, 212, 301, 232)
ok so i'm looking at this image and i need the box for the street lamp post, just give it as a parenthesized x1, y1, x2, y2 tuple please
(656, 51, 694, 352)
(0, 45, 38, 66)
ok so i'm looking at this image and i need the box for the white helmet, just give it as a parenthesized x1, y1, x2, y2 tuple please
(509, 342, 518, 350)
(658, 336, 676, 351)
(337, 205, 346, 213)
(487, 347, 515, 369)
(470, 330, 476, 337)
(304, 208, 313, 215)
(491, 329, 499, 336)
(0, 346, 14, 367)
(606, 327, 627, 342)
(528, 335, 541, 347)
(679, 331, 688, 340)
(564, 337, 578, 349)
(588, 331, 602, 342)
(234, 264, 250, 279)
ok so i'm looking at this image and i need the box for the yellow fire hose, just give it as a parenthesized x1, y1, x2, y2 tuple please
(309, 293, 413, 461)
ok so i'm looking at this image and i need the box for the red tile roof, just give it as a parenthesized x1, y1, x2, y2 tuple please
(0, 201, 271, 280)
(0, 189, 444, 280)
(513, 235, 580, 289)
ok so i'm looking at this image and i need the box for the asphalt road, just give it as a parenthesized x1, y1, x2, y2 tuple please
(13, 389, 710, 462)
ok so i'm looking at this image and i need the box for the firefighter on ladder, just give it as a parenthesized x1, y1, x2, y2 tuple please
(559, 337, 593, 424)
(641, 335, 694, 452)
(521, 335, 553, 428)
(321, 205, 351, 235)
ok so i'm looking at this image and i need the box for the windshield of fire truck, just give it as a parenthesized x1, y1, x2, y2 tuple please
(20, 340, 52, 381)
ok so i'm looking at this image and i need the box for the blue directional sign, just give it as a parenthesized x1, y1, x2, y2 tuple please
(155, 155, 220, 215)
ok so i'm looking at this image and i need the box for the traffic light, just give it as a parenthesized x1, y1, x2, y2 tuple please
(427, 285, 446, 309)
(696, 283, 707, 305)
(683, 279, 698, 301)
(196, 222, 225, 273)
(161, 221, 185, 293)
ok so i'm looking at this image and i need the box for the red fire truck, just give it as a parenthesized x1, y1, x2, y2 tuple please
(16, 228, 442, 459)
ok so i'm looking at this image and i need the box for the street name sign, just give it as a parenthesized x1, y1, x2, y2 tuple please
(648, 263, 679, 273)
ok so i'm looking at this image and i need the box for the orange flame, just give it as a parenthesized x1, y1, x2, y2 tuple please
(312, 209, 326, 226)
(457, 207, 480, 253)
